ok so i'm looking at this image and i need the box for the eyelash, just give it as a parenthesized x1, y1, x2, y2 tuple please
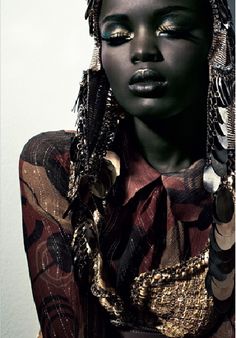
(102, 31, 134, 46)
(102, 25, 192, 46)
(157, 25, 192, 39)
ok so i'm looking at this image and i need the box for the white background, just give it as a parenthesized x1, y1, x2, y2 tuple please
(0, 0, 235, 337)
(1, 1, 93, 337)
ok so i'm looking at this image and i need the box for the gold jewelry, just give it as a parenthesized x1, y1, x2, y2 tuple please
(91, 247, 216, 338)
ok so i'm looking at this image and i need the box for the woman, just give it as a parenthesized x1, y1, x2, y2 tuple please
(19, 0, 235, 337)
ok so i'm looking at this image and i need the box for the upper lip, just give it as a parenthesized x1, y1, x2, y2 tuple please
(129, 69, 166, 85)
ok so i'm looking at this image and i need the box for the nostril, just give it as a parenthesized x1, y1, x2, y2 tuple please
(131, 55, 141, 64)
(131, 51, 163, 64)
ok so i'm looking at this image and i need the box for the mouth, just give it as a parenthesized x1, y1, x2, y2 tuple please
(129, 69, 167, 98)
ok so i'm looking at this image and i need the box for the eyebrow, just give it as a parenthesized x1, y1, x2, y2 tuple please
(153, 5, 193, 17)
(100, 6, 192, 25)
(100, 14, 128, 25)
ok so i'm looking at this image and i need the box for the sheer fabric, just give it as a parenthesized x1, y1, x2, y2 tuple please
(19, 130, 234, 338)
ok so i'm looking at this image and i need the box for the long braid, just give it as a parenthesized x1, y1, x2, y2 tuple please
(67, 0, 122, 283)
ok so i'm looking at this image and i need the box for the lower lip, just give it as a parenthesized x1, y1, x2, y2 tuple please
(129, 81, 167, 98)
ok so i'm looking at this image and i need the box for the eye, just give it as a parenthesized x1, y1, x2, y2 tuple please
(101, 28, 134, 46)
(156, 25, 193, 40)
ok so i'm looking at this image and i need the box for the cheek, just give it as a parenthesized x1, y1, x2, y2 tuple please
(162, 41, 209, 82)
(163, 43, 209, 102)
(101, 44, 128, 87)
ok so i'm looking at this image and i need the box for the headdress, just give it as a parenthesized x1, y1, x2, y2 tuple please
(67, 0, 235, 335)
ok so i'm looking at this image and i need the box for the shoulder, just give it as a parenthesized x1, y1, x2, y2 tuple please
(20, 130, 75, 166)
(19, 130, 75, 198)
(19, 131, 76, 235)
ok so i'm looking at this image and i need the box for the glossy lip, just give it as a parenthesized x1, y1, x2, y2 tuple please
(129, 69, 167, 98)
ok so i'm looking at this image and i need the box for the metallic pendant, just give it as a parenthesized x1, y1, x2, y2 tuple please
(217, 107, 228, 124)
(212, 148, 228, 163)
(203, 165, 221, 193)
(213, 185, 234, 223)
(215, 76, 231, 107)
(215, 121, 227, 136)
(211, 156, 228, 176)
(214, 132, 228, 149)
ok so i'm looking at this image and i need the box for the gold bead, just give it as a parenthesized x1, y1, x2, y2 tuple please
(154, 273, 161, 281)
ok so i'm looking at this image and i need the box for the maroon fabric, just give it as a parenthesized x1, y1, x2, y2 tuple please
(100, 128, 212, 292)
(19, 130, 234, 338)
(119, 330, 167, 338)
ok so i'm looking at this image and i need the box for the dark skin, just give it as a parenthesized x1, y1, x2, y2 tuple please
(99, 0, 213, 173)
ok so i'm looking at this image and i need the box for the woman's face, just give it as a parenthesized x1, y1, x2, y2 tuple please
(99, 0, 212, 121)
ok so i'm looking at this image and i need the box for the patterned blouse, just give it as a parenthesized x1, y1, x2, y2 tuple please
(19, 130, 234, 338)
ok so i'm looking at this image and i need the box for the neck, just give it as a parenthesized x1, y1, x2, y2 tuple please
(131, 108, 207, 173)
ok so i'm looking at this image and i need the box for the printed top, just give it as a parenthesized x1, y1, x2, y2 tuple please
(19, 130, 234, 338)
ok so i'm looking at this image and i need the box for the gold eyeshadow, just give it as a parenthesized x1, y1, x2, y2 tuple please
(102, 26, 131, 37)
(101, 26, 134, 44)
(101, 18, 193, 45)
(156, 24, 178, 36)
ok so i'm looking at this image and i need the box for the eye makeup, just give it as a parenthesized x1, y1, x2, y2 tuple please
(156, 23, 194, 40)
(155, 15, 198, 40)
(101, 25, 134, 46)
(100, 11, 201, 46)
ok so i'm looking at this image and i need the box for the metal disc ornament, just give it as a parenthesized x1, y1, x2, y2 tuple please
(213, 185, 234, 223)
(215, 76, 232, 107)
(212, 148, 228, 163)
(217, 107, 228, 124)
(203, 165, 221, 193)
(214, 132, 228, 149)
(215, 121, 227, 136)
(211, 156, 228, 176)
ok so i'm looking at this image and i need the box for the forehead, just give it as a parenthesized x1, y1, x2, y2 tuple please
(99, 0, 207, 20)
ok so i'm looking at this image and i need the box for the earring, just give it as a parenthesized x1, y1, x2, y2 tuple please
(90, 44, 101, 71)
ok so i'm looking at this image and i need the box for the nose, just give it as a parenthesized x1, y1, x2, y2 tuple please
(130, 28, 163, 64)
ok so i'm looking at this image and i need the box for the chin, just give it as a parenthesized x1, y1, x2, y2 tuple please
(124, 97, 178, 121)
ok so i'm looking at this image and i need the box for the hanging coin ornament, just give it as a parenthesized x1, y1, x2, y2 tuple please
(215, 132, 228, 149)
(217, 107, 228, 124)
(215, 121, 227, 136)
(212, 148, 228, 163)
(211, 156, 228, 176)
(214, 76, 232, 107)
(203, 165, 221, 193)
(213, 185, 235, 223)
